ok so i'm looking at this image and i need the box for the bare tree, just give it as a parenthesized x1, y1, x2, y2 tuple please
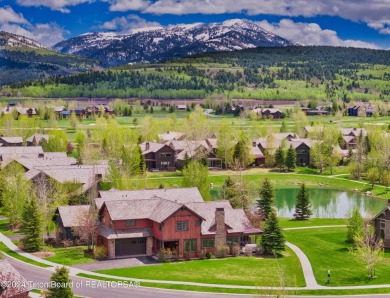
(71, 206, 99, 251)
(352, 224, 384, 278)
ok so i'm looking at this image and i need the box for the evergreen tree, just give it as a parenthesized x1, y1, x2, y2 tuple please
(220, 176, 250, 210)
(46, 267, 74, 298)
(138, 145, 146, 174)
(261, 208, 285, 254)
(279, 121, 287, 133)
(294, 183, 312, 220)
(232, 134, 253, 168)
(257, 178, 274, 220)
(275, 146, 285, 171)
(346, 208, 364, 244)
(285, 145, 296, 171)
(20, 197, 42, 252)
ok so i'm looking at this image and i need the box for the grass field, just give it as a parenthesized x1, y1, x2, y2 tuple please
(44, 246, 95, 266)
(284, 227, 390, 286)
(95, 248, 305, 287)
(279, 218, 347, 229)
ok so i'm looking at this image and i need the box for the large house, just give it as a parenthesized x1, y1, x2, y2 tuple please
(372, 199, 390, 249)
(139, 142, 176, 171)
(0, 137, 23, 147)
(95, 188, 260, 259)
(54, 205, 90, 241)
(167, 140, 210, 169)
(56, 188, 260, 259)
(26, 133, 49, 146)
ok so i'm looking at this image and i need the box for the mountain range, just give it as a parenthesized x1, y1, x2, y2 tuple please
(53, 19, 293, 66)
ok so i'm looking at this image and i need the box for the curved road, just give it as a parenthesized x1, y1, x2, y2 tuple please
(6, 256, 240, 298)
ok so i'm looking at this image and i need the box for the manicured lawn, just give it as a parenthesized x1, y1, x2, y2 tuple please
(0, 219, 23, 237)
(279, 218, 347, 229)
(285, 227, 390, 286)
(0, 242, 52, 268)
(95, 248, 305, 287)
(44, 246, 95, 266)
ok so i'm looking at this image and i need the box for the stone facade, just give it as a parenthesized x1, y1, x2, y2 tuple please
(146, 236, 153, 256)
(215, 207, 226, 248)
(108, 239, 115, 259)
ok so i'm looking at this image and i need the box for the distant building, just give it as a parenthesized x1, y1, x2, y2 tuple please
(372, 199, 390, 249)
(139, 142, 176, 171)
(26, 133, 49, 146)
(0, 137, 23, 147)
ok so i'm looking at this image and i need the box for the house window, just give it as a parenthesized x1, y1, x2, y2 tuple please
(201, 238, 214, 248)
(227, 236, 239, 245)
(176, 221, 189, 231)
(184, 239, 197, 252)
(195, 220, 201, 227)
(161, 161, 170, 168)
(160, 152, 172, 158)
(125, 219, 136, 227)
(380, 220, 386, 239)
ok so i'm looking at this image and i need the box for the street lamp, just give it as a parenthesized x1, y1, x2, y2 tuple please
(326, 270, 331, 284)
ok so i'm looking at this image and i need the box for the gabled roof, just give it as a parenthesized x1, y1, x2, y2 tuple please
(96, 187, 204, 209)
(339, 128, 367, 137)
(0, 136, 23, 144)
(372, 200, 390, 221)
(99, 225, 152, 239)
(26, 133, 49, 143)
(158, 131, 185, 142)
(13, 156, 77, 171)
(0, 259, 30, 296)
(0, 146, 43, 155)
(139, 142, 171, 154)
(167, 140, 209, 160)
(57, 205, 90, 227)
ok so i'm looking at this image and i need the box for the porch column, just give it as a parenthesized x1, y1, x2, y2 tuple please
(108, 239, 115, 259)
(146, 237, 153, 256)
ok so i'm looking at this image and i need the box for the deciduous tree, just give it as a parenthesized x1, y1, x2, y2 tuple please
(182, 161, 211, 201)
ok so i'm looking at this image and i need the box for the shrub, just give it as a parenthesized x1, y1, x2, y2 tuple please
(93, 246, 107, 260)
(231, 244, 241, 256)
(215, 244, 229, 258)
(158, 248, 173, 262)
(206, 251, 212, 259)
(197, 249, 207, 260)
(61, 239, 74, 248)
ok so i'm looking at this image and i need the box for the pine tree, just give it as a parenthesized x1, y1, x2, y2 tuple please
(46, 267, 74, 298)
(285, 145, 296, 171)
(279, 121, 287, 133)
(275, 146, 285, 171)
(294, 183, 312, 220)
(257, 178, 274, 220)
(261, 208, 285, 254)
(20, 197, 42, 252)
(138, 145, 146, 174)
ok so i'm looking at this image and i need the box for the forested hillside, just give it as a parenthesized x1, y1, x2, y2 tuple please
(5, 46, 390, 101)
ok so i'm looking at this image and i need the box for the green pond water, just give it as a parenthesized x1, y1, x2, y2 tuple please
(275, 188, 385, 218)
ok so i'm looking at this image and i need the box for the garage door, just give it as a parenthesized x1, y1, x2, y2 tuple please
(115, 238, 146, 257)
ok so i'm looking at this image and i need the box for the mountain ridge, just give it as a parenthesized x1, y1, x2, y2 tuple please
(53, 19, 293, 66)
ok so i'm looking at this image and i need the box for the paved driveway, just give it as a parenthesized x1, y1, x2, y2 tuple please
(73, 256, 159, 271)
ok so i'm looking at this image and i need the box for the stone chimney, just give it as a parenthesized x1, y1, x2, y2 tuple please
(145, 142, 150, 151)
(252, 141, 257, 147)
(215, 208, 226, 247)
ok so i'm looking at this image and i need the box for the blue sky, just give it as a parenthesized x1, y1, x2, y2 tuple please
(0, 0, 389, 49)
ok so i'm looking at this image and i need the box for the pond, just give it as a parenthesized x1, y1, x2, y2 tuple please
(275, 188, 385, 218)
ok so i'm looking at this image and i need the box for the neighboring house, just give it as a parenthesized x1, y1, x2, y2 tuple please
(94, 188, 260, 259)
(0, 259, 30, 298)
(0, 137, 23, 147)
(157, 131, 185, 142)
(26, 133, 49, 146)
(306, 110, 330, 116)
(70, 107, 90, 118)
(167, 140, 210, 169)
(347, 104, 374, 117)
(251, 141, 265, 166)
(139, 142, 176, 171)
(340, 128, 367, 137)
(60, 110, 71, 118)
(2, 107, 37, 118)
(93, 104, 114, 114)
(0, 146, 44, 162)
(176, 104, 187, 111)
(54, 205, 90, 241)
(27, 164, 108, 196)
(3, 156, 77, 172)
(262, 108, 282, 119)
(372, 199, 390, 249)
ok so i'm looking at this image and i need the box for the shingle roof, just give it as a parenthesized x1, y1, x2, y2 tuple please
(99, 225, 152, 239)
(57, 205, 90, 227)
(0, 146, 43, 155)
(0, 259, 30, 296)
(168, 140, 209, 160)
(26, 133, 49, 144)
(340, 128, 367, 137)
(158, 131, 185, 142)
(139, 142, 166, 154)
(0, 137, 23, 144)
(14, 157, 77, 171)
(97, 187, 204, 209)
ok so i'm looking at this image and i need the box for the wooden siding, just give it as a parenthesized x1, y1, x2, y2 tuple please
(113, 218, 152, 229)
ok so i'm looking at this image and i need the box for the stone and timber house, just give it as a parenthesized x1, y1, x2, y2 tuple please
(372, 199, 390, 249)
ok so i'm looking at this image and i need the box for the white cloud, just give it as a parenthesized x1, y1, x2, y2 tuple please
(108, 0, 149, 12)
(257, 19, 380, 49)
(16, 0, 95, 13)
(0, 6, 28, 24)
(100, 14, 161, 33)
